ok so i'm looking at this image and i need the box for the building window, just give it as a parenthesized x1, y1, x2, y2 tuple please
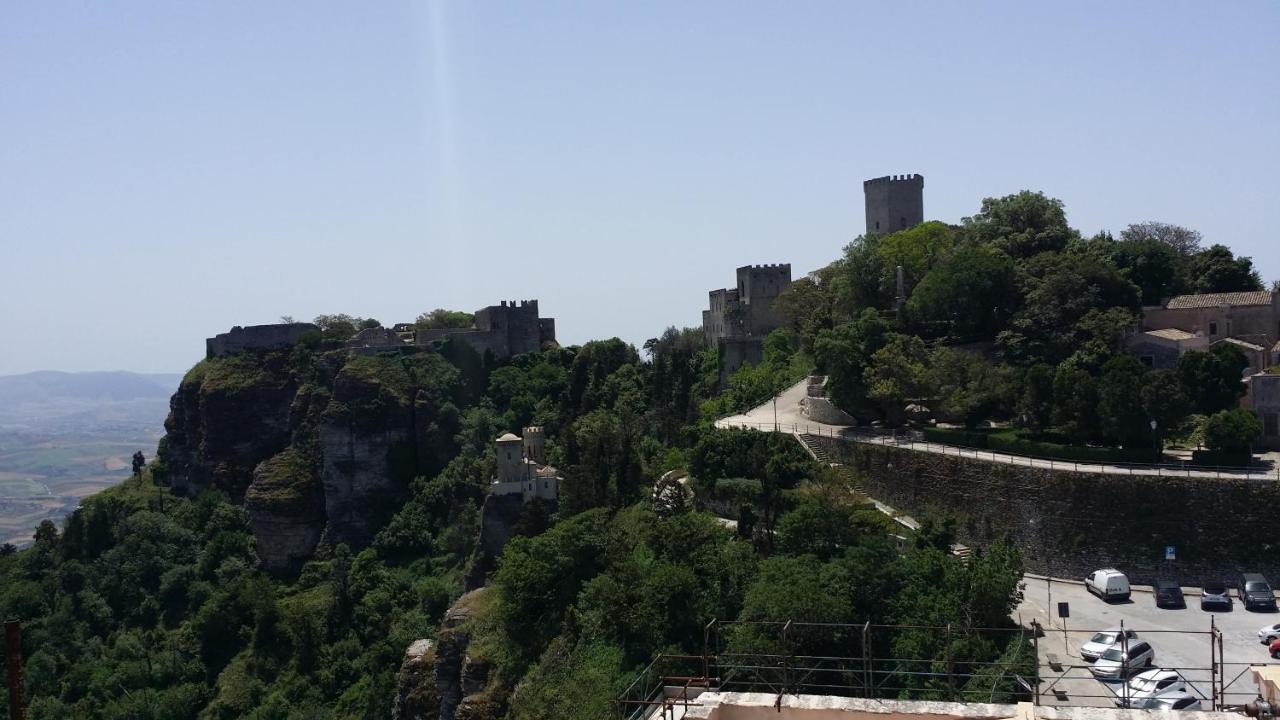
(1227, 320, 1232, 336)
(875, 221, 880, 230)
(900, 216, 907, 228)
(1140, 355, 1154, 367)
(1209, 322, 1218, 335)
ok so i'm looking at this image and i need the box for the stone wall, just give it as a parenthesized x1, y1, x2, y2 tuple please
(718, 337, 763, 387)
(206, 323, 319, 358)
(799, 396, 855, 425)
(810, 435, 1280, 585)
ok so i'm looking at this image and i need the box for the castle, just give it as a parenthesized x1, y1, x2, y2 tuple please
(490, 426, 559, 502)
(206, 300, 556, 361)
(702, 264, 793, 386)
(863, 174, 924, 235)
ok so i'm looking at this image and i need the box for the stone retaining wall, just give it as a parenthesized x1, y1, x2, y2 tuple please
(810, 436, 1280, 585)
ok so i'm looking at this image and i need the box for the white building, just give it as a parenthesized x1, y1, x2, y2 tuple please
(489, 426, 559, 502)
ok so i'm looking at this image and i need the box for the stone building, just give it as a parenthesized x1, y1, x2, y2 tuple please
(206, 322, 319, 358)
(1127, 328, 1210, 369)
(864, 173, 924, 235)
(489, 427, 559, 502)
(1140, 291, 1280, 372)
(416, 300, 556, 360)
(1246, 373, 1280, 451)
(702, 264, 792, 386)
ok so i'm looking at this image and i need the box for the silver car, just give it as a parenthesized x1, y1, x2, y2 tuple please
(1115, 669, 1188, 708)
(1080, 628, 1139, 662)
(1091, 640, 1155, 679)
(1135, 690, 1202, 711)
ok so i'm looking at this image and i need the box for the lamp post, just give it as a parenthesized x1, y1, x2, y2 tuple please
(773, 396, 778, 432)
(1150, 419, 1159, 461)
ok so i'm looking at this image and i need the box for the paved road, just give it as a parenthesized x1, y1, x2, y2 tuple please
(714, 380, 1280, 480)
(1018, 576, 1277, 709)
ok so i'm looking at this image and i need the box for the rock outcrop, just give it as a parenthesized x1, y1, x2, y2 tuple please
(160, 347, 462, 573)
(392, 590, 502, 720)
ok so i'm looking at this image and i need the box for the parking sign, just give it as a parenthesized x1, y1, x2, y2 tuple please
(1165, 545, 1176, 561)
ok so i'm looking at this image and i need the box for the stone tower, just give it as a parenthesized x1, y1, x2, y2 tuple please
(864, 174, 924, 235)
(522, 426, 546, 465)
(495, 432, 522, 483)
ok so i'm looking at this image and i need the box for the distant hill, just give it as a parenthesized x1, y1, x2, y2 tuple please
(0, 370, 182, 406)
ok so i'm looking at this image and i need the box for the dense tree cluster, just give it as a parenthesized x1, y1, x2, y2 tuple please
(772, 191, 1266, 454)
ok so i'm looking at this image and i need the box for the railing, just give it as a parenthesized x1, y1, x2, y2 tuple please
(713, 419, 1280, 480)
(616, 619, 1266, 716)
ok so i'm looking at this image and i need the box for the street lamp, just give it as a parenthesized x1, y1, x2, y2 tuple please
(1150, 419, 1159, 460)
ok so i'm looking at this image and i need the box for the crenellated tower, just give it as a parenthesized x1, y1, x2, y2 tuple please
(864, 173, 924, 235)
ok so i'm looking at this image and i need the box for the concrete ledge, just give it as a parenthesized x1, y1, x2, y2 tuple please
(682, 692, 1241, 719)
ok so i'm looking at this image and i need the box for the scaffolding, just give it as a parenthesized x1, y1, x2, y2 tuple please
(616, 618, 1261, 720)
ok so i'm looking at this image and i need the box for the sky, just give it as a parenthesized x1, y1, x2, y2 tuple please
(2, 1, 1278, 375)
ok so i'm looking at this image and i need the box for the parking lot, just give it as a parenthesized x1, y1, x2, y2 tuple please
(1017, 575, 1277, 709)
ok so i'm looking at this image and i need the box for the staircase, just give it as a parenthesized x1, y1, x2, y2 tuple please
(796, 433, 836, 465)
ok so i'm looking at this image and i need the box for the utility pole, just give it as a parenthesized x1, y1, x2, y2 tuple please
(6, 619, 25, 720)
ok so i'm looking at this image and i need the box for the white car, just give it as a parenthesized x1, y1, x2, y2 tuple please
(1081, 628, 1140, 662)
(1090, 640, 1155, 679)
(1134, 690, 1202, 711)
(1258, 623, 1280, 643)
(1114, 669, 1188, 708)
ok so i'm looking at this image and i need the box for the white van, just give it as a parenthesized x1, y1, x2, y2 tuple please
(1086, 569, 1131, 601)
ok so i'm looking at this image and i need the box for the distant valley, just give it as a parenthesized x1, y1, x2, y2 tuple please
(0, 370, 181, 546)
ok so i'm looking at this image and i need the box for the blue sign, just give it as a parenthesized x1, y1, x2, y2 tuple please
(1165, 546, 1176, 561)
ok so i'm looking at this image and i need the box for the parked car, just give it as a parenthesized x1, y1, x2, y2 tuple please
(1081, 628, 1140, 662)
(1268, 638, 1280, 659)
(1154, 578, 1185, 609)
(1091, 641, 1155, 679)
(1238, 573, 1277, 611)
(1115, 669, 1188, 708)
(1086, 569, 1131, 602)
(1201, 580, 1232, 611)
(1260, 623, 1280, 644)
(1134, 690, 1202, 711)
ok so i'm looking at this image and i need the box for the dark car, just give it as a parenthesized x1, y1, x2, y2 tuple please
(1154, 578, 1185, 608)
(1201, 580, 1232, 610)
(1239, 573, 1278, 612)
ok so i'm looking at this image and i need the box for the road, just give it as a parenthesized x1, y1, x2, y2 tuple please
(713, 380, 1280, 480)
(1018, 576, 1277, 709)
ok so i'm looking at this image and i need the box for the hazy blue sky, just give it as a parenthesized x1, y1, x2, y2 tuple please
(2, 1, 1277, 375)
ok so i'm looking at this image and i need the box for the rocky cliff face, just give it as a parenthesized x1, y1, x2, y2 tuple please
(392, 590, 502, 720)
(159, 347, 462, 573)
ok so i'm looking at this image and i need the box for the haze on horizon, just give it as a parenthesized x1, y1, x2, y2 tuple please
(2, 1, 1277, 376)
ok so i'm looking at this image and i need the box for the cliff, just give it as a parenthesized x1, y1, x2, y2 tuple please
(157, 345, 463, 573)
(393, 589, 504, 720)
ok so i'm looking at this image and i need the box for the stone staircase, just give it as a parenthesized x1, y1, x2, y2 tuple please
(796, 433, 836, 464)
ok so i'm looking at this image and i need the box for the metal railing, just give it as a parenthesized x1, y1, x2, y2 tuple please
(616, 618, 1271, 717)
(713, 420, 1280, 480)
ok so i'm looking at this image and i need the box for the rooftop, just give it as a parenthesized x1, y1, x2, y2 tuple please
(496, 432, 520, 442)
(1164, 291, 1274, 309)
(1142, 328, 1198, 341)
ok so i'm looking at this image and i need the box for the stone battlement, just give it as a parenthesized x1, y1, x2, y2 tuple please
(206, 323, 319, 358)
(864, 173, 924, 186)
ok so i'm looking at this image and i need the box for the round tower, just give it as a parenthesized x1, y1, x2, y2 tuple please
(523, 426, 546, 465)
(495, 432, 522, 483)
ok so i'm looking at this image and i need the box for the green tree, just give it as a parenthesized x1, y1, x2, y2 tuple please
(906, 244, 1018, 341)
(812, 310, 890, 413)
(927, 348, 1015, 428)
(1096, 355, 1149, 448)
(1184, 244, 1264, 294)
(1110, 237, 1185, 305)
(864, 334, 932, 425)
(1141, 370, 1190, 451)
(1202, 409, 1263, 455)
(1016, 364, 1055, 433)
(1120, 221, 1203, 256)
(415, 308, 474, 330)
(1177, 344, 1249, 415)
(1052, 363, 1098, 443)
(962, 191, 1080, 259)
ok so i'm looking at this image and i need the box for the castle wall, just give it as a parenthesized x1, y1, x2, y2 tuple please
(809, 435, 1280, 585)
(718, 337, 763, 387)
(863, 174, 924, 236)
(1250, 374, 1280, 451)
(206, 323, 319, 358)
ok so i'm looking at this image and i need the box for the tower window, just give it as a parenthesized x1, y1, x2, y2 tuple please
(875, 221, 880, 230)
(1209, 322, 1218, 335)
